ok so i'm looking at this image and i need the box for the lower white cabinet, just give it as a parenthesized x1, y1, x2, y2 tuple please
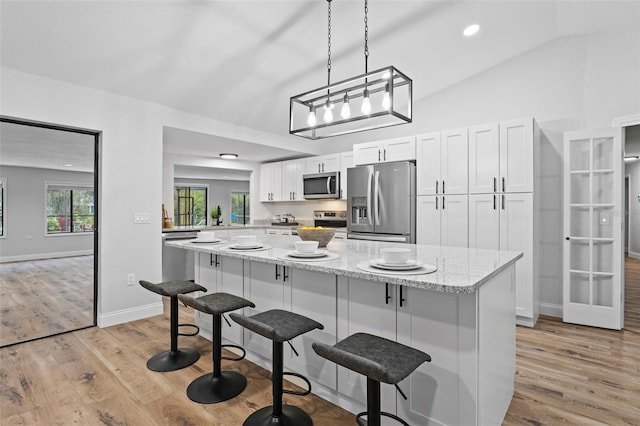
(417, 195, 468, 247)
(469, 193, 537, 325)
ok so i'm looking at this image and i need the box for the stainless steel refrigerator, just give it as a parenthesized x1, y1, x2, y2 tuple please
(347, 161, 416, 243)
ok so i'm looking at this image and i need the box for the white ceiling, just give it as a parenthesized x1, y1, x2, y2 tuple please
(1, 0, 639, 166)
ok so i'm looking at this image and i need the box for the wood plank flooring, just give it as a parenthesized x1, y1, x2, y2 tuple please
(0, 256, 94, 347)
(1, 257, 638, 425)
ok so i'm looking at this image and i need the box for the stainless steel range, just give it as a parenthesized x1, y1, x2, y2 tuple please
(314, 210, 347, 228)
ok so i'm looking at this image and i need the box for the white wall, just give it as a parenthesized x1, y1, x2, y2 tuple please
(0, 165, 94, 261)
(174, 177, 249, 226)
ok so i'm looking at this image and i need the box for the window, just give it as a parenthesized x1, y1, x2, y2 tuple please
(46, 183, 94, 234)
(0, 177, 5, 237)
(174, 185, 207, 226)
(231, 192, 250, 225)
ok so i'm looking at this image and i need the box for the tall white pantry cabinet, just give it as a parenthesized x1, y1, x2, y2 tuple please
(417, 117, 540, 327)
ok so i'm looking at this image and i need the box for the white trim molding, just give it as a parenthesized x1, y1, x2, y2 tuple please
(629, 251, 640, 260)
(540, 302, 563, 318)
(97, 301, 163, 328)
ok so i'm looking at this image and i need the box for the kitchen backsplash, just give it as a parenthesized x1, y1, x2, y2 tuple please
(259, 199, 347, 224)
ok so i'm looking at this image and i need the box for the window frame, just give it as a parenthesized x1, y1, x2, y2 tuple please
(230, 191, 250, 225)
(0, 177, 6, 238)
(174, 183, 209, 227)
(44, 181, 95, 237)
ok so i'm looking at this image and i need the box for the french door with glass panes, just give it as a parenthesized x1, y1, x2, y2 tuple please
(563, 128, 623, 330)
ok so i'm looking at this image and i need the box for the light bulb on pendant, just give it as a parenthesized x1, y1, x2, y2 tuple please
(307, 105, 317, 127)
(381, 83, 390, 110)
(361, 87, 371, 114)
(323, 98, 333, 123)
(341, 92, 351, 119)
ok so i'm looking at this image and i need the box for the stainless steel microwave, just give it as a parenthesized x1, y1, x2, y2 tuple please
(303, 171, 340, 199)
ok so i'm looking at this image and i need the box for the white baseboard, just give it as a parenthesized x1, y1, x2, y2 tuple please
(0, 250, 93, 263)
(97, 302, 163, 328)
(540, 302, 563, 318)
(628, 251, 640, 260)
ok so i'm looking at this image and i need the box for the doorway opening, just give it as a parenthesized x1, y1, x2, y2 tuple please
(0, 117, 99, 347)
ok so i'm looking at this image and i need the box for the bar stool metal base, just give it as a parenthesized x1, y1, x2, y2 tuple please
(186, 371, 247, 404)
(146, 348, 200, 372)
(243, 405, 313, 426)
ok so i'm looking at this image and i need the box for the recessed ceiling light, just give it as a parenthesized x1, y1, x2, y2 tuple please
(220, 153, 238, 159)
(624, 155, 639, 162)
(463, 24, 480, 37)
(64, 163, 73, 167)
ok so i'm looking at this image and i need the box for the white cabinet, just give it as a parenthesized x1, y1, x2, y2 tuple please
(468, 118, 534, 194)
(260, 162, 283, 201)
(339, 151, 354, 200)
(416, 195, 468, 247)
(353, 136, 416, 165)
(283, 159, 305, 201)
(416, 129, 468, 195)
(305, 153, 341, 174)
(469, 193, 536, 324)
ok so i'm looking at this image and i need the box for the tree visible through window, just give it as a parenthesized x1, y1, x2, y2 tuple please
(174, 186, 207, 226)
(231, 192, 250, 225)
(46, 184, 94, 234)
(0, 178, 5, 237)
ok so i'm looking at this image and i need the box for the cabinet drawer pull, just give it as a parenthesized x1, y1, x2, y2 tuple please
(385, 283, 391, 304)
(378, 149, 381, 162)
(502, 194, 505, 210)
(493, 194, 497, 210)
(493, 177, 497, 193)
(442, 196, 445, 210)
(442, 180, 445, 194)
(383, 149, 387, 161)
(436, 180, 439, 194)
(283, 266, 289, 282)
(435, 196, 438, 210)
(502, 177, 505, 192)
(275, 265, 281, 280)
(399, 286, 406, 307)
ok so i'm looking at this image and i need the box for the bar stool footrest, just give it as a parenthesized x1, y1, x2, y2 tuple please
(356, 411, 410, 426)
(178, 323, 200, 337)
(282, 371, 312, 396)
(221, 344, 246, 361)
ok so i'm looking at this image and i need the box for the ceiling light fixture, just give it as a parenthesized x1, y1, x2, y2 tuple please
(290, 0, 412, 139)
(624, 155, 639, 162)
(463, 24, 480, 37)
(219, 153, 238, 159)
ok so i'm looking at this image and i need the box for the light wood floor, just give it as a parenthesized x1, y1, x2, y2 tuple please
(0, 256, 94, 347)
(1, 257, 638, 425)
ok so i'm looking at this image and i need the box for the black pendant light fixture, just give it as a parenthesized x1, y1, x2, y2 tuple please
(290, 0, 412, 140)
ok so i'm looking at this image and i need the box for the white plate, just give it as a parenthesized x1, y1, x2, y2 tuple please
(228, 243, 264, 250)
(287, 250, 328, 258)
(191, 238, 223, 244)
(370, 259, 423, 271)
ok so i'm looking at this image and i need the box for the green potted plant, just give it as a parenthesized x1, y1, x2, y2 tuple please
(210, 205, 222, 226)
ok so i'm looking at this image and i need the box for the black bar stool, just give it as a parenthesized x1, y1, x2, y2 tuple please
(312, 333, 431, 426)
(178, 292, 255, 404)
(139, 279, 206, 372)
(230, 309, 324, 426)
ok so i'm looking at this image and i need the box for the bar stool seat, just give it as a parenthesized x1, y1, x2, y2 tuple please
(230, 309, 323, 426)
(139, 279, 206, 372)
(312, 333, 431, 426)
(178, 292, 255, 404)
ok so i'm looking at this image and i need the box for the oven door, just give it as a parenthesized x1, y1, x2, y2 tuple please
(303, 172, 340, 199)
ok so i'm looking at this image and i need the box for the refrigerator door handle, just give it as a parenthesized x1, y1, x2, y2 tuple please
(367, 169, 373, 225)
(374, 170, 381, 226)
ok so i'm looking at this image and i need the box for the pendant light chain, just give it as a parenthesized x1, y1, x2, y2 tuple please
(327, 0, 332, 87)
(364, 0, 369, 73)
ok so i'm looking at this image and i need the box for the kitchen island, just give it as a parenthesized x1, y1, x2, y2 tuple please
(166, 235, 522, 426)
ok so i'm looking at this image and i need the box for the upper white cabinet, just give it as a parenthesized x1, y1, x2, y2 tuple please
(282, 159, 305, 201)
(305, 153, 341, 174)
(353, 136, 416, 165)
(339, 150, 354, 200)
(469, 118, 535, 194)
(416, 129, 468, 195)
(260, 162, 283, 202)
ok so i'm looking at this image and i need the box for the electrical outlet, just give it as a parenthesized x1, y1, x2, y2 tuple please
(134, 212, 151, 224)
(24, 235, 32, 240)
(127, 273, 135, 286)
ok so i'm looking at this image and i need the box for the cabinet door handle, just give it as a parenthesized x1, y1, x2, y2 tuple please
(210, 254, 215, 266)
(322, 163, 325, 172)
(442, 180, 445, 194)
(436, 180, 439, 194)
(385, 283, 391, 304)
(435, 196, 438, 210)
(502, 194, 505, 210)
(214, 255, 220, 267)
(383, 149, 387, 161)
(275, 265, 281, 280)
(283, 266, 289, 282)
(399, 286, 406, 307)
(442, 196, 445, 210)
(378, 149, 381, 162)
(502, 177, 506, 192)
(493, 177, 497, 193)
(493, 194, 497, 210)
(293, 192, 296, 200)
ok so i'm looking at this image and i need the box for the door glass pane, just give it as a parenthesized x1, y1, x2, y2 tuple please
(570, 272, 590, 304)
(592, 275, 613, 307)
(570, 206, 590, 237)
(593, 137, 613, 170)
(593, 241, 614, 273)
(570, 173, 590, 204)
(570, 240, 590, 271)
(593, 206, 614, 238)
(570, 139, 590, 171)
(593, 171, 614, 204)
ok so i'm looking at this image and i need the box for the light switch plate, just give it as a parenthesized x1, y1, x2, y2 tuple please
(134, 212, 151, 224)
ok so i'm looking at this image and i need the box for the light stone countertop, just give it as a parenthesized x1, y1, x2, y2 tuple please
(166, 234, 522, 294)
